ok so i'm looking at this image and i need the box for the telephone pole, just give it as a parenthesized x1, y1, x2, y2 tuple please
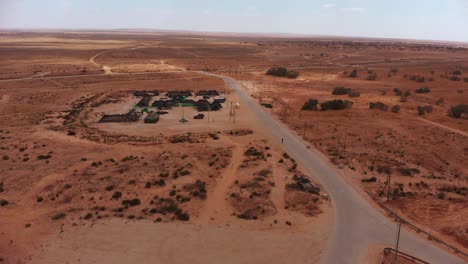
(393, 219, 401, 264)
(303, 121, 307, 138)
(387, 170, 392, 201)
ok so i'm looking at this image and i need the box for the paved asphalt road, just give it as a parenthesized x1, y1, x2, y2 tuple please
(205, 72, 465, 264)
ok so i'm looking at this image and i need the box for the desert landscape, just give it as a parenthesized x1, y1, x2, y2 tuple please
(0, 31, 466, 263)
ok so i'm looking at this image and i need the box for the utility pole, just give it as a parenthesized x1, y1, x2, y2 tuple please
(337, 135, 341, 155)
(393, 219, 401, 264)
(387, 170, 392, 201)
(303, 121, 307, 138)
(428, 194, 435, 238)
(233, 106, 236, 124)
(343, 132, 347, 154)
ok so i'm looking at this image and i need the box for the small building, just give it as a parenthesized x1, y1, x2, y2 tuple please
(214, 98, 226, 104)
(134, 90, 159, 97)
(196, 90, 220, 96)
(196, 99, 210, 111)
(136, 95, 151, 107)
(144, 112, 159, 124)
(210, 101, 222, 111)
(134, 91, 148, 97)
(99, 110, 140, 123)
(152, 100, 176, 109)
(166, 91, 192, 98)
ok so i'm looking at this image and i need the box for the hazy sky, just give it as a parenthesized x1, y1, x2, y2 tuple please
(1, 0, 468, 42)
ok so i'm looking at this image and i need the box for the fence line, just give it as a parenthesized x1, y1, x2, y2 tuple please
(366, 191, 468, 258)
(381, 247, 430, 264)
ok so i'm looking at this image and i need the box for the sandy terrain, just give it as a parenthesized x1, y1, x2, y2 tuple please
(0, 31, 466, 263)
(0, 34, 332, 263)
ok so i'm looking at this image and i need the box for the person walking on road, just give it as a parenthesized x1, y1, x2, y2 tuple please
(281, 137, 284, 144)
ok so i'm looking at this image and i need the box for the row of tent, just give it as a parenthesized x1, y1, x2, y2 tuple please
(134, 90, 221, 98)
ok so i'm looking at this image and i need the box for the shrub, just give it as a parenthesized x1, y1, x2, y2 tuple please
(37, 154, 51, 160)
(266, 67, 299, 79)
(366, 73, 377, 81)
(177, 212, 190, 221)
(464, 78, 468, 83)
(105, 185, 114, 191)
(448, 104, 468, 118)
(349, 69, 358, 78)
(332, 87, 351, 95)
(415, 87, 430, 94)
(261, 103, 273, 108)
(348, 90, 361, 97)
(409, 75, 425, 82)
(286, 70, 300, 79)
(83, 213, 93, 220)
(52, 212, 66, 220)
(36, 197, 43, 202)
(155, 179, 166, 186)
(2, 155, 9, 160)
(453, 70, 462, 75)
(112, 191, 122, 200)
(122, 198, 141, 207)
(398, 167, 420, 176)
(393, 88, 402, 96)
(417, 105, 433, 116)
(244, 147, 263, 156)
(391, 105, 400, 113)
(417, 106, 426, 115)
(361, 177, 377, 183)
(369, 102, 388, 111)
(449, 76, 461, 81)
(267, 67, 287, 77)
(435, 98, 444, 106)
(320, 100, 353, 111)
(437, 192, 446, 200)
(0, 199, 8, 206)
(179, 170, 191, 176)
(301, 99, 319, 111)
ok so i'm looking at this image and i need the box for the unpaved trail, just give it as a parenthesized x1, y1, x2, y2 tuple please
(0, 94, 11, 112)
(173, 47, 201, 58)
(161, 60, 186, 71)
(197, 142, 244, 223)
(89, 50, 115, 75)
(417, 117, 468, 137)
(89, 43, 159, 75)
(269, 165, 286, 214)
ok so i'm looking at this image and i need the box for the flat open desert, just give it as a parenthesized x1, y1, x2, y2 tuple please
(0, 31, 467, 264)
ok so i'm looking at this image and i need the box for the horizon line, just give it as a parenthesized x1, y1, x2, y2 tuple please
(1, 27, 467, 46)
